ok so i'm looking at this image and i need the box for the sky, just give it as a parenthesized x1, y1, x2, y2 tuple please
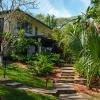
(32, 0, 91, 18)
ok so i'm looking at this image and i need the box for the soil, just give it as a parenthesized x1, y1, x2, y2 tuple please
(74, 84, 100, 93)
(13, 62, 27, 69)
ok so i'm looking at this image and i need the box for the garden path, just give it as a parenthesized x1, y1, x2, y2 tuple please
(54, 64, 92, 100)
(0, 78, 57, 96)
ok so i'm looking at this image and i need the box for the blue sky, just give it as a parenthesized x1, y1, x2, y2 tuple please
(33, 0, 91, 18)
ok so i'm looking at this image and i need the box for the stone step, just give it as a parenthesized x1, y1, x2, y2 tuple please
(56, 79, 86, 84)
(61, 72, 75, 76)
(59, 93, 86, 100)
(54, 83, 73, 88)
(61, 67, 74, 70)
(5, 82, 23, 88)
(56, 79, 74, 83)
(74, 79, 87, 85)
(56, 87, 76, 94)
(62, 70, 74, 73)
(46, 90, 58, 96)
(68, 95, 84, 100)
(60, 76, 74, 79)
(18, 86, 58, 96)
(60, 97, 85, 100)
(0, 79, 13, 84)
(60, 98, 85, 100)
(63, 64, 73, 67)
(59, 98, 85, 100)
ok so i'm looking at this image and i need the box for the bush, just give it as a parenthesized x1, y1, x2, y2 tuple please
(43, 53, 60, 64)
(74, 57, 87, 77)
(7, 63, 20, 71)
(27, 53, 54, 76)
(11, 53, 28, 62)
(74, 56, 100, 88)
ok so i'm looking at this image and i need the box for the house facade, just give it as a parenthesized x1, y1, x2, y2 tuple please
(0, 9, 54, 56)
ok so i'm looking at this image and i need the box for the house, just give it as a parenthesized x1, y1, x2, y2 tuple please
(0, 9, 55, 56)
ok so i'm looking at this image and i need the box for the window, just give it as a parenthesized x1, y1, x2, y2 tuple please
(35, 27, 38, 36)
(17, 21, 32, 34)
(0, 18, 4, 33)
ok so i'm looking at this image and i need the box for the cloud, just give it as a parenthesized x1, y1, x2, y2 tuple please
(79, 0, 91, 6)
(36, 0, 71, 18)
(48, 7, 71, 18)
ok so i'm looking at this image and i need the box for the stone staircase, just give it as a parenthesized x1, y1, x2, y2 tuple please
(54, 64, 87, 100)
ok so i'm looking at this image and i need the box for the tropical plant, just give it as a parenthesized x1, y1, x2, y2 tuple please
(35, 14, 45, 22)
(87, 0, 100, 23)
(52, 23, 75, 62)
(44, 14, 57, 29)
(69, 14, 100, 88)
(27, 53, 55, 76)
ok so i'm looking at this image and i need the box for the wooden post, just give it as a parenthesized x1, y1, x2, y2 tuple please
(45, 72, 49, 88)
(38, 38, 41, 53)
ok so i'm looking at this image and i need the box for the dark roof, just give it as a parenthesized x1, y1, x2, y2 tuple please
(0, 9, 52, 30)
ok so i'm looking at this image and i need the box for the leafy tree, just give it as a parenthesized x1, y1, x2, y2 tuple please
(35, 14, 45, 22)
(35, 14, 74, 28)
(87, 0, 100, 32)
(56, 18, 68, 27)
(0, 0, 38, 65)
(2, 30, 37, 78)
(56, 17, 76, 28)
(44, 14, 57, 29)
(35, 14, 57, 29)
(10, 30, 38, 61)
(87, 0, 100, 23)
(51, 24, 73, 61)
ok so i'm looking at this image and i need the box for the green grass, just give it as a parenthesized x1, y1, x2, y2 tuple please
(0, 85, 57, 100)
(0, 64, 53, 89)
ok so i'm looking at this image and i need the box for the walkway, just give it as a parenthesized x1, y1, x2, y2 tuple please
(54, 64, 90, 100)
(0, 78, 57, 96)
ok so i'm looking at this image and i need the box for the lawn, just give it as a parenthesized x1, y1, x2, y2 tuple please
(0, 64, 53, 89)
(0, 85, 57, 100)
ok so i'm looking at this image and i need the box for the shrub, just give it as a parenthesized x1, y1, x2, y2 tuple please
(27, 53, 54, 76)
(74, 56, 100, 88)
(44, 53, 60, 64)
(11, 53, 28, 62)
(7, 63, 20, 71)
(74, 57, 87, 77)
